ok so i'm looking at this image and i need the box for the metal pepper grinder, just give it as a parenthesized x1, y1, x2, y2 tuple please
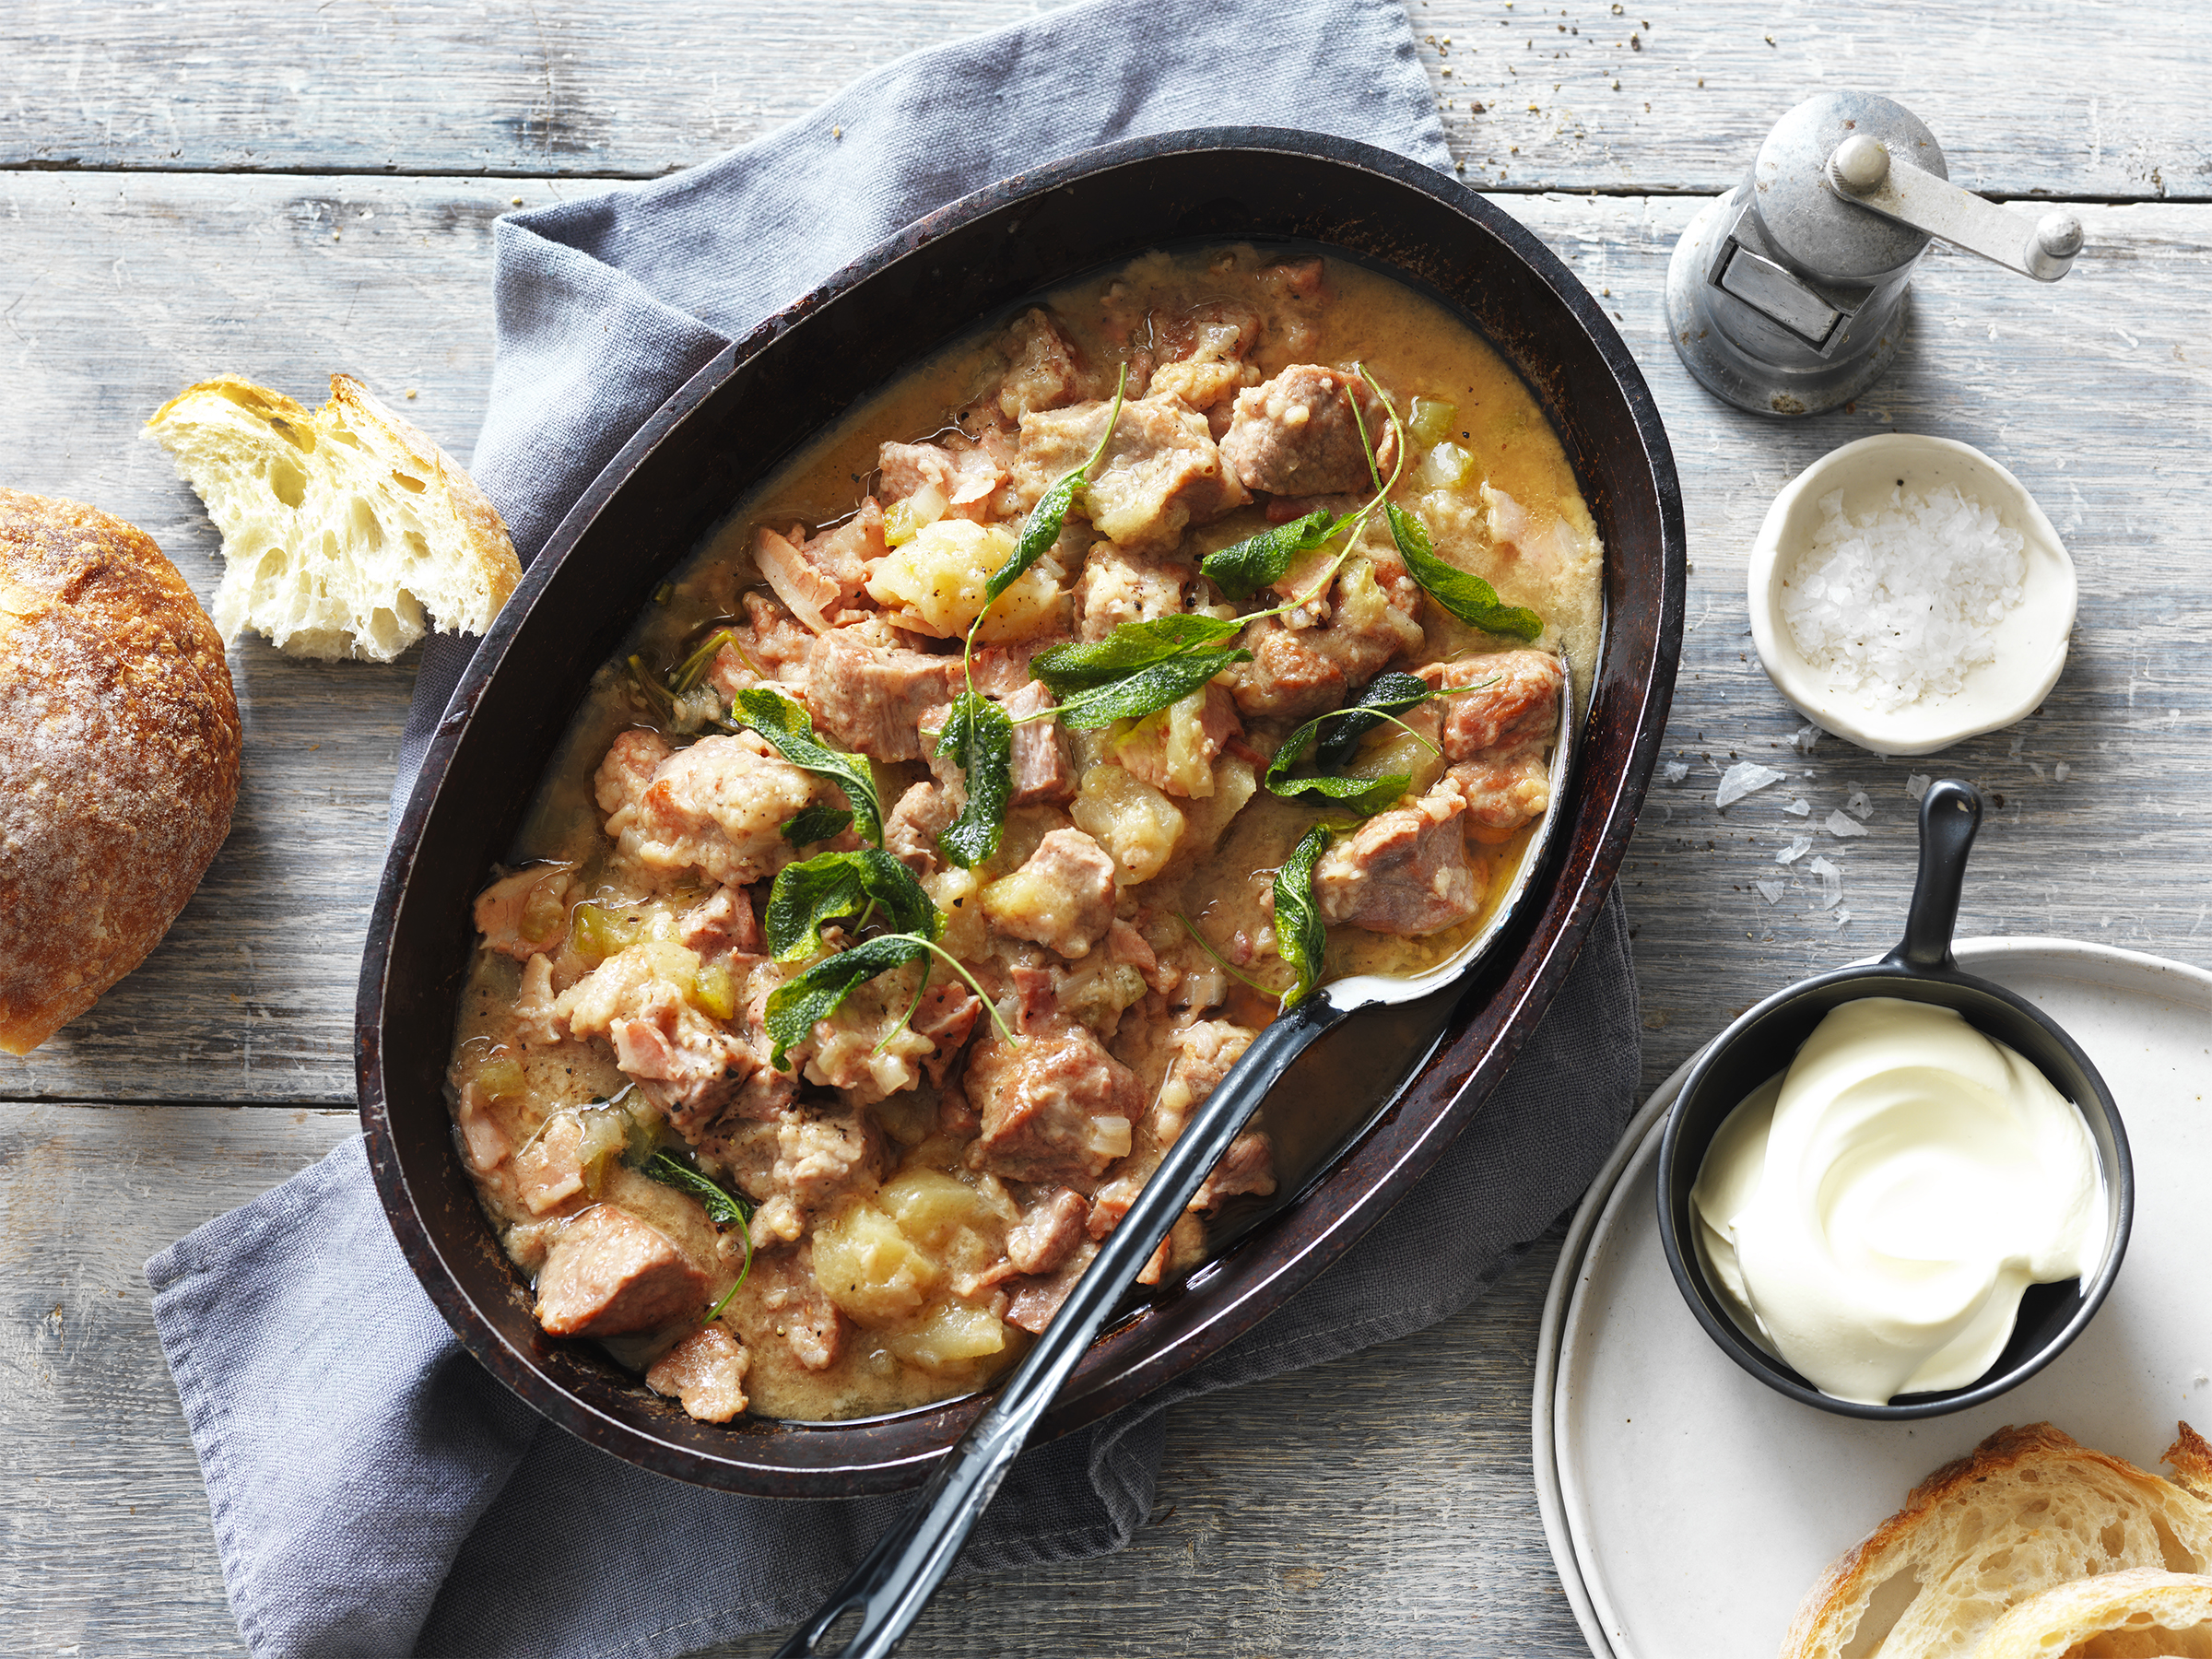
(1666, 90, 2085, 417)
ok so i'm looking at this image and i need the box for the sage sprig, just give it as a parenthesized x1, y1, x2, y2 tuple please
(1039, 646, 1253, 731)
(1030, 614, 1244, 695)
(728, 687, 884, 847)
(934, 691, 1014, 869)
(1386, 504, 1544, 641)
(780, 802, 854, 846)
(1312, 670, 1434, 769)
(765, 849, 940, 961)
(1199, 508, 1339, 601)
(1273, 826, 1334, 1009)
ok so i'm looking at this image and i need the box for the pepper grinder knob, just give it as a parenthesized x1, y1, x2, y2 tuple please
(1665, 90, 2089, 417)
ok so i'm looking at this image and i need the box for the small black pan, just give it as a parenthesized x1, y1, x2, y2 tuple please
(1655, 778, 2133, 1420)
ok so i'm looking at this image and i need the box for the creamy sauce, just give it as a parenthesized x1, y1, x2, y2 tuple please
(1692, 997, 2104, 1406)
(448, 245, 1606, 1422)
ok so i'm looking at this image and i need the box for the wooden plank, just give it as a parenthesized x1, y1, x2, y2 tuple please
(0, 1101, 1582, 1656)
(4, 178, 2208, 1112)
(0, 173, 569, 1105)
(6, 0, 2211, 201)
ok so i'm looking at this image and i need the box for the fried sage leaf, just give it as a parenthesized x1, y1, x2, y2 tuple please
(1198, 508, 1340, 601)
(1262, 745, 1409, 818)
(1312, 670, 1434, 769)
(764, 932, 933, 1070)
(1049, 646, 1252, 731)
(764, 849, 941, 962)
(1386, 504, 1544, 641)
(641, 1152, 752, 1230)
(1274, 826, 1334, 1009)
(780, 802, 854, 846)
(728, 686, 884, 846)
(1030, 614, 1244, 696)
(934, 690, 1015, 869)
(980, 365, 1129, 610)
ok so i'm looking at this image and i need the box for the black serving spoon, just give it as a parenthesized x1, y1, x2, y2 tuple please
(1653, 777, 2134, 1419)
(774, 665, 1579, 1657)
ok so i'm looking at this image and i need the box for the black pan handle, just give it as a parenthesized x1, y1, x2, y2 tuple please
(773, 993, 1348, 1659)
(1888, 778, 1983, 973)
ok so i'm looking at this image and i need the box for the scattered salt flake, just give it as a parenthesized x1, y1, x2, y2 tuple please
(1835, 908, 1853, 926)
(1715, 761, 1786, 808)
(1808, 855, 1842, 909)
(2029, 761, 2046, 780)
(1661, 760, 1688, 782)
(1906, 773, 1933, 800)
(1845, 789, 1873, 819)
(1776, 836, 1813, 865)
(1784, 797, 1812, 817)
(1826, 809, 1868, 838)
(2009, 733, 2025, 761)
(2055, 762, 2072, 782)
(1754, 878, 1786, 905)
(1791, 723, 1821, 754)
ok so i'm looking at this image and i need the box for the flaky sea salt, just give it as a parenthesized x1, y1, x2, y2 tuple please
(1907, 773, 1933, 800)
(1784, 797, 1812, 817)
(1826, 809, 1868, 838)
(2055, 762, 2072, 782)
(1808, 855, 1843, 909)
(1716, 761, 1786, 808)
(1779, 482, 2027, 712)
(1661, 760, 1688, 782)
(1791, 723, 1821, 754)
(1777, 836, 1813, 865)
(1754, 879, 1785, 905)
(1846, 789, 1873, 819)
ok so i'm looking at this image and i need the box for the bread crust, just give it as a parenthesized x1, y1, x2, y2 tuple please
(1782, 1422, 2212, 1659)
(0, 488, 241, 1053)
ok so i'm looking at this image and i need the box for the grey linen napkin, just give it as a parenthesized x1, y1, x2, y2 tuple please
(147, 4, 1644, 1656)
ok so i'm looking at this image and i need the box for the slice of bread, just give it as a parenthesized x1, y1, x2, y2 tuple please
(145, 373, 520, 662)
(1973, 1567, 2212, 1658)
(1782, 1423, 2212, 1659)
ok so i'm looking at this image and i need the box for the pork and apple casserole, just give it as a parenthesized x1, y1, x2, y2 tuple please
(447, 247, 1603, 1424)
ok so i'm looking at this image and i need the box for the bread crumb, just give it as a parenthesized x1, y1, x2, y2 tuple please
(511, 196, 524, 206)
(406, 389, 418, 399)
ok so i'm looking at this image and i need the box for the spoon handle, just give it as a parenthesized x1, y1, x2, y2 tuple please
(773, 997, 1345, 1659)
(1893, 778, 1983, 972)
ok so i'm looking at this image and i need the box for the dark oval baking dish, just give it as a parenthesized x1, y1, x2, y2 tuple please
(357, 126, 1686, 1497)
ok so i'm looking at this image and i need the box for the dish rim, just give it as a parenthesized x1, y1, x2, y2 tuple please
(355, 124, 1687, 1495)
(1747, 431, 2077, 757)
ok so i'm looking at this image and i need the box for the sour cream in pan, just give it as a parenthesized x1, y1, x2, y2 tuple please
(1691, 997, 2105, 1406)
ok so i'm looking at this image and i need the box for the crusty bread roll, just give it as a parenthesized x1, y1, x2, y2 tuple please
(1973, 1567, 2212, 1658)
(145, 372, 519, 663)
(1783, 1423, 2212, 1659)
(0, 489, 241, 1054)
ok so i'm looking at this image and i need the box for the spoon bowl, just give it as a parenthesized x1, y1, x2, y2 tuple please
(1654, 779, 2132, 1419)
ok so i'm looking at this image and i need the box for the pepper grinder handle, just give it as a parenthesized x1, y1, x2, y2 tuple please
(1827, 135, 2084, 284)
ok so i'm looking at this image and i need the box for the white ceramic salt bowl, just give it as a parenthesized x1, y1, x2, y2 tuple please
(1747, 433, 2077, 757)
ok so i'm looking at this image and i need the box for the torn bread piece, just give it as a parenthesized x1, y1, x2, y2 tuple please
(1783, 1422, 2212, 1659)
(1974, 1567, 2212, 1658)
(145, 372, 520, 662)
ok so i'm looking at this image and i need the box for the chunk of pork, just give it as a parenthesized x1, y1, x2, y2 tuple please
(1417, 650, 1563, 761)
(806, 630, 959, 762)
(1016, 395, 1245, 556)
(1436, 749, 1551, 831)
(1218, 364, 1400, 497)
(1312, 791, 1480, 936)
(535, 1206, 709, 1337)
(644, 1325, 750, 1422)
(596, 729, 812, 889)
(982, 828, 1118, 959)
(964, 1018, 1143, 1187)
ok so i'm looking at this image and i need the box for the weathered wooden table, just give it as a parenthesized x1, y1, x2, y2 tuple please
(6, 2, 2207, 1651)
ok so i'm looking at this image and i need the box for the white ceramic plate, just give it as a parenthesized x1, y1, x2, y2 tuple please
(1747, 433, 2077, 757)
(1534, 938, 2212, 1659)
